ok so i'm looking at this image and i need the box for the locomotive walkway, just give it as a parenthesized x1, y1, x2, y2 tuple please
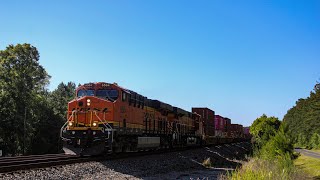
(295, 148, 320, 159)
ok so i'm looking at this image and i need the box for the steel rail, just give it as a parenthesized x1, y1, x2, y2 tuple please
(0, 154, 89, 173)
(0, 141, 251, 174)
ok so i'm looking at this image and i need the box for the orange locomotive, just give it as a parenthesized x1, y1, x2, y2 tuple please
(61, 82, 203, 155)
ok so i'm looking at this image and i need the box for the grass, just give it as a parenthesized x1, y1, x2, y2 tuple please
(202, 157, 212, 168)
(220, 157, 305, 180)
(294, 153, 320, 178)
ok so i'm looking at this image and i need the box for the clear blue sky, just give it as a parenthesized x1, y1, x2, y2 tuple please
(1, 0, 319, 126)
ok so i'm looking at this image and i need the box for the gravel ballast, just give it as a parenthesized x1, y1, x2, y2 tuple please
(0, 142, 251, 180)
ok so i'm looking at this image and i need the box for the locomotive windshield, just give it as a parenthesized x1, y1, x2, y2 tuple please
(77, 90, 95, 97)
(96, 89, 118, 101)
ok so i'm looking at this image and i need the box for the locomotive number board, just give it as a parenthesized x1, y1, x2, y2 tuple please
(101, 83, 110, 87)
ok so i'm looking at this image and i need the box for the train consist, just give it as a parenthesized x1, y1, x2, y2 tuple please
(60, 82, 250, 155)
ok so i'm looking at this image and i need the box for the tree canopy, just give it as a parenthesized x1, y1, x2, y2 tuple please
(0, 44, 75, 156)
(284, 82, 320, 148)
(250, 114, 281, 148)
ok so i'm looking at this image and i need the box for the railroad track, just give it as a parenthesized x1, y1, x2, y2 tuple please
(0, 153, 93, 173)
(0, 141, 251, 174)
(0, 151, 165, 174)
(0, 148, 205, 174)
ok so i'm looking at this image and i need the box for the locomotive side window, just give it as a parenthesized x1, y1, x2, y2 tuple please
(77, 90, 95, 97)
(122, 91, 127, 102)
(132, 93, 137, 107)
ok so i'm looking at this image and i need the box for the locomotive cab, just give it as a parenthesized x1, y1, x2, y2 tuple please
(61, 83, 117, 155)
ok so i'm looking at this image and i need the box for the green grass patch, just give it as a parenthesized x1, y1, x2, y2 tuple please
(294, 153, 320, 178)
(221, 157, 305, 180)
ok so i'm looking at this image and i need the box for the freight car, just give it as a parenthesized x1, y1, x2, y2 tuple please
(60, 82, 247, 155)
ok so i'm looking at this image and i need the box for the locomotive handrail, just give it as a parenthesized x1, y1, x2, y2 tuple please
(93, 111, 114, 142)
(60, 121, 70, 141)
(93, 111, 113, 129)
(60, 110, 77, 141)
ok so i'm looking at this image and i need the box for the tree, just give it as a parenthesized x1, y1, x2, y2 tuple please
(49, 82, 76, 119)
(0, 44, 50, 155)
(250, 114, 281, 148)
(295, 133, 307, 148)
(308, 133, 320, 149)
(28, 82, 76, 154)
(0, 44, 78, 156)
(284, 82, 320, 148)
(35, 81, 76, 154)
(314, 81, 320, 92)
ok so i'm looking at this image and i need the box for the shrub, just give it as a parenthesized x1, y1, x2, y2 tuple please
(260, 127, 294, 160)
(307, 133, 320, 149)
(224, 124, 300, 179)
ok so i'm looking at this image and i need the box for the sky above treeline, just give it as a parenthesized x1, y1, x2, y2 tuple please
(1, 1, 319, 126)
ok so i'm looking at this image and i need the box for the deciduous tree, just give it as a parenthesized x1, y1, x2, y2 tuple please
(250, 114, 281, 148)
(0, 44, 50, 155)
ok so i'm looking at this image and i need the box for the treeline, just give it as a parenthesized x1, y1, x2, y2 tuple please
(0, 44, 75, 156)
(284, 83, 320, 149)
(227, 83, 320, 179)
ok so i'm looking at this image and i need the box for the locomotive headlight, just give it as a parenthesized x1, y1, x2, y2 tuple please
(93, 122, 97, 127)
(87, 99, 91, 103)
(68, 122, 73, 126)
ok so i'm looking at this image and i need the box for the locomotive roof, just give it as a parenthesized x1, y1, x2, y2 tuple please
(81, 82, 192, 115)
